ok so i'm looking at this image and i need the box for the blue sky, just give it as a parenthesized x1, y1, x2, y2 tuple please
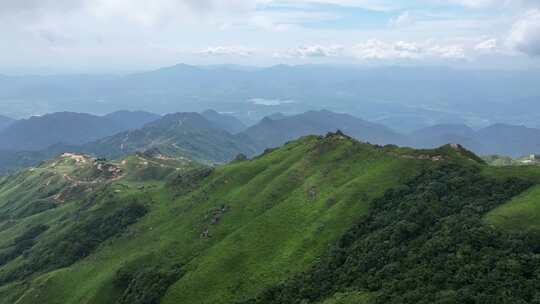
(1, 0, 539, 72)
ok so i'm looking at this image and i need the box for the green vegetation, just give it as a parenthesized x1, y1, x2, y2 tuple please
(486, 185, 540, 232)
(115, 266, 183, 304)
(0, 134, 427, 303)
(0, 133, 540, 304)
(316, 291, 371, 304)
(0, 224, 48, 267)
(241, 164, 535, 304)
(1, 202, 148, 283)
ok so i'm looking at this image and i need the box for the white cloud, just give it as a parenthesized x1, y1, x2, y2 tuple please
(350, 40, 420, 59)
(265, 0, 401, 11)
(389, 11, 415, 27)
(278, 45, 344, 58)
(428, 45, 466, 59)
(508, 9, 540, 56)
(446, 0, 499, 8)
(349, 40, 467, 60)
(199, 46, 256, 56)
(445, 0, 540, 9)
(250, 15, 291, 31)
(249, 98, 297, 105)
(474, 38, 498, 51)
(0, 0, 85, 15)
(278, 41, 469, 61)
(0, 0, 539, 70)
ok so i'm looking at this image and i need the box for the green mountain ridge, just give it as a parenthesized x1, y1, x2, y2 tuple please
(0, 133, 539, 303)
(82, 112, 260, 163)
(5, 109, 540, 176)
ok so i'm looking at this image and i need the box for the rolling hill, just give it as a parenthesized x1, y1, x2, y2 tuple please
(82, 112, 260, 163)
(242, 110, 408, 149)
(0, 132, 538, 303)
(0, 111, 160, 151)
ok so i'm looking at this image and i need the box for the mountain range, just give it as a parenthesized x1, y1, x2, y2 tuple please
(0, 111, 160, 151)
(410, 123, 540, 157)
(82, 112, 258, 163)
(0, 132, 539, 303)
(242, 110, 408, 149)
(2, 109, 540, 174)
(201, 109, 247, 134)
(2, 64, 540, 132)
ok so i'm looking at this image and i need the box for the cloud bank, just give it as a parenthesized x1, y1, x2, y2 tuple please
(509, 9, 540, 56)
(0, 0, 539, 70)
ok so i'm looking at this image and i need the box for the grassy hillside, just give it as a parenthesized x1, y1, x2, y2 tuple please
(0, 133, 538, 304)
(485, 184, 540, 232)
(0, 150, 197, 301)
(242, 164, 534, 304)
(0, 133, 430, 304)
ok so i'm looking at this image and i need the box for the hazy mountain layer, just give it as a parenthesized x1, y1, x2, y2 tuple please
(0, 111, 159, 151)
(1, 65, 540, 130)
(410, 123, 540, 157)
(243, 110, 408, 149)
(201, 109, 247, 134)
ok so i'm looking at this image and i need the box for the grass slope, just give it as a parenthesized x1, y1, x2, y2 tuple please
(0, 151, 198, 302)
(0, 133, 428, 304)
(485, 185, 540, 232)
(1, 133, 536, 304)
(242, 164, 534, 304)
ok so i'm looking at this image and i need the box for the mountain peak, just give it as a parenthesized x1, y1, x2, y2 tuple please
(201, 110, 246, 134)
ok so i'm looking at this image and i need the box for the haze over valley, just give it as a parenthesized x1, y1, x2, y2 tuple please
(2, 64, 540, 132)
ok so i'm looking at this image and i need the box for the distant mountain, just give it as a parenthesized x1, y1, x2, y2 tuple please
(411, 123, 475, 139)
(0, 111, 159, 152)
(242, 110, 408, 149)
(410, 123, 540, 157)
(0, 115, 15, 131)
(83, 112, 259, 163)
(0, 112, 123, 151)
(475, 123, 540, 156)
(409, 124, 480, 149)
(103, 110, 161, 130)
(201, 109, 246, 134)
(0, 143, 77, 175)
(3, 65, 540, 132)
(265, 113, 287, 120)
